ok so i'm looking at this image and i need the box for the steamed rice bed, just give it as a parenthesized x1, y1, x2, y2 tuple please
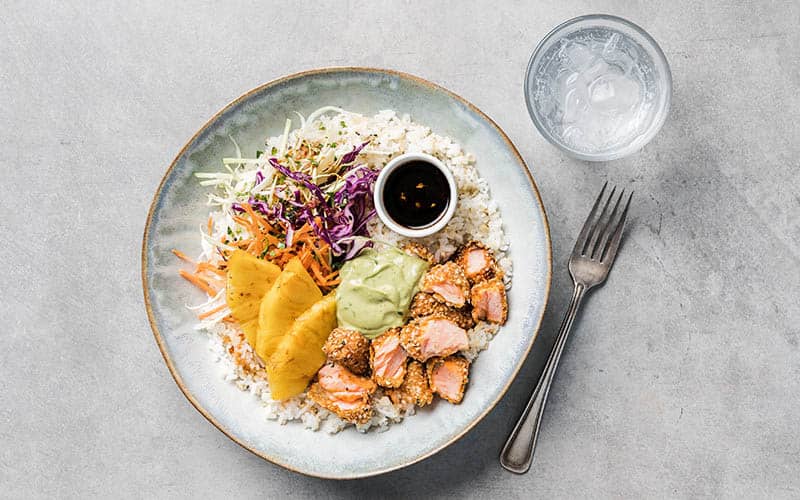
(197, 109, 511, 433)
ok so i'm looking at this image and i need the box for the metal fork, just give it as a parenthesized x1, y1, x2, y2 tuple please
(500, 183, 633, 474)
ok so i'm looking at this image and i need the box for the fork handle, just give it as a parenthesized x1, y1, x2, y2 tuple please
(500, 282, 587, 474)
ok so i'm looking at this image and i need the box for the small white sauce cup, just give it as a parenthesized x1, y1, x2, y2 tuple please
(373, 152, 458, 239)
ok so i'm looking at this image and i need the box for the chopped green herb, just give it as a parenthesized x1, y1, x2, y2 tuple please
(255, 150, 264, 158)
(340, 120, 346, 128)
(270, 146, 277, 155)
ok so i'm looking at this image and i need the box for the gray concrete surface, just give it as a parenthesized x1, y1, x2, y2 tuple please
(2, 1, 799, 498)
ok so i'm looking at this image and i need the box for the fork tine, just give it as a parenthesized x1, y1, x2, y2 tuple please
(591, 189, 625, 259)
(600, 191, 633, 263)
(583, 186, 616, 256)
(572, 182, 607, 255)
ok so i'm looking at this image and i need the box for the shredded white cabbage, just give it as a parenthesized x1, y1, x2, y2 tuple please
(188, 106, 420, 276)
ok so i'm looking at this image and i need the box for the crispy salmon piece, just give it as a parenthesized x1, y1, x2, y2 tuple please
(322, 327, 371, 375)
(470, 277, 508, 325)
(386, 360, 433, 408)
(307, 363, 376, 424)
(402, 242, 437, 265)
(419, 261, 470, 308)
(409, 292, 476, 330)
(426, 356, 470, 404)
(399, 316, 469, 362)
(370, 328, 408, 388)
(455, 241, 499, 284)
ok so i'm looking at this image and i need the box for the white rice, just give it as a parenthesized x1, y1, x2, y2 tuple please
(200, 110, 511, 433)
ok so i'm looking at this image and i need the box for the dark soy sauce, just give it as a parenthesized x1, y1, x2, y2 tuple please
(383, 160, 450, 229)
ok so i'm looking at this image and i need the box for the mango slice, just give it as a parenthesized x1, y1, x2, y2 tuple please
(225, 250, 281, 348)
(255, 257, 322, 362)
(267, 294, 337, 400)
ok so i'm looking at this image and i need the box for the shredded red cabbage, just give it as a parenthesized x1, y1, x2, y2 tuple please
(340, 141, 370, 167)
(233, 155, 377, 262)
(232, 197, 269, 215)
(269, 158, 329, 210)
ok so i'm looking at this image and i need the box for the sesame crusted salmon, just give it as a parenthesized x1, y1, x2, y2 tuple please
(470, 277, 508, 325)
(426, 356, 470, 404)
(322, 327, 371, 375)
(409, 292, 476, 330)
(419, 261, 471, 308)
(455, 241, 499, 284)
(402, 242, 437, 265)
(307, 363, 377, 424)
(399, 316, 469, 362)
(386, 360, 433, 409)
(370, 328, 408, 388)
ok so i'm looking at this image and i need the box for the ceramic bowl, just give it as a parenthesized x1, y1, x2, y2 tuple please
(142, 67, 551, 478)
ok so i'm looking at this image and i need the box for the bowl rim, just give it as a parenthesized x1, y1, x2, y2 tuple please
(524, 14, 673, 162)
(141, 66, 553, 479)
(373, 152, 459, 238)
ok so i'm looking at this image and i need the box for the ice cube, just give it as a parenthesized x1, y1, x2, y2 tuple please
(603, 33, 621, 55)
(562, 87, 581, 124)
(589, 73, 641, 115)
(563, 41, 595, 70)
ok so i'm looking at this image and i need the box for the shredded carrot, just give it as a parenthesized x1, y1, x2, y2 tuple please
(241, 203, 272, 233)
(233, 216, 260, 239)
(245, 239, 262, 256)
(176, 203, 342, 297)
(198, 303, 228, 320)
(206, 215, 213, 235)
(264, 233, 280, 247)
(322, 269, 340, 283)
(233, 238, 253, 249)
(307, 259, 326, 283)
(201, 274, 225, 286)
(179, 269, 218, 296)
(196, 262, 225, 277)
(171, 249, 195, 264)
(310, 243, 329, 266)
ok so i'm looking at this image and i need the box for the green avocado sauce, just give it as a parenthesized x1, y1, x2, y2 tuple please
(335, 247, 429, 338)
